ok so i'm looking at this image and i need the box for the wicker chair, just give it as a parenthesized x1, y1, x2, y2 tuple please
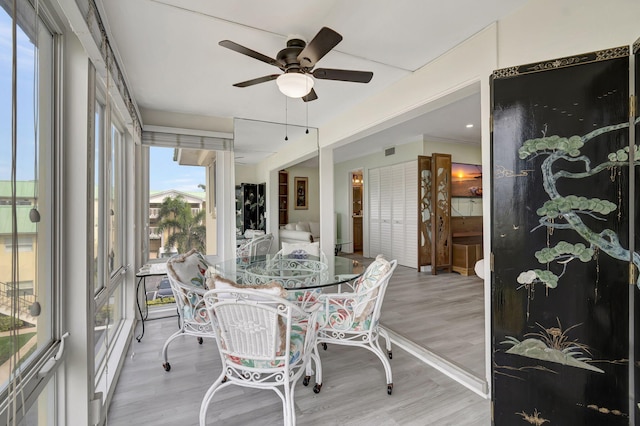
(316, 255, 398, 394)
(199, 283, 321, 426)
(161, 249, 216, 372)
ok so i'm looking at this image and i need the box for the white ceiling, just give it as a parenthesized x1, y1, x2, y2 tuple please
(98, 0, 529, 163)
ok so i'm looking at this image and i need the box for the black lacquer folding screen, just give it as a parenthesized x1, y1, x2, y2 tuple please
(235, 183, 266, 235)
(491, 43, 639, 425)
(634, 39, 640, 421)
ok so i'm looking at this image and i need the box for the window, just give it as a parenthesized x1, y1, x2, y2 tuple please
(91, 80, 127, 387)
(5, 280, 34, 297)
(0, 2, 58, 424)
(108, 123, 124, 275)
(147, 146, 207, 259)
(3, 236, 34, 252)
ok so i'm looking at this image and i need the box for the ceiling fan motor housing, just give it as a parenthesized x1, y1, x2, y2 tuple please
(278, 38, 307, 72)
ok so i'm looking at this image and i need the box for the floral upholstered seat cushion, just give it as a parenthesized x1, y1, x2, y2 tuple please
(287, 288, 321, 311)
(236, 242, 251, 259)
(318, 255, 392, 329)
(352, 255, 391, 322)
(166, 249, 210, 289)
(320, 297, 373, 332)
(166, 249, 212, 322)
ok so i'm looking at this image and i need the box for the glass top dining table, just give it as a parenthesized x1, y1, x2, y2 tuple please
(211, 255, 365, 291)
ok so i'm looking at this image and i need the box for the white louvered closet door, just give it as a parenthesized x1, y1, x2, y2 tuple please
(403, 161, 418, 268)
(391, 163, 406, 264)
(367, 160, 418, 267)
(379, 166, 393, 258)
(368, 168, 381, 256)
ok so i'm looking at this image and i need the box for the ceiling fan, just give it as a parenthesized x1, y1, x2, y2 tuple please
(219, 27, 373, 102)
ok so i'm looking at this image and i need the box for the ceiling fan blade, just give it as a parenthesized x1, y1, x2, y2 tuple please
(312, 68, 373, 83)
(233, 74, 280, 88)
(297, 27, 343, 68)
(302, 88, 318, 102)
(219, 40, 284, 69)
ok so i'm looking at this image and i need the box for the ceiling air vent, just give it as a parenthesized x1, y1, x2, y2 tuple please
(384, 147, 395, 156)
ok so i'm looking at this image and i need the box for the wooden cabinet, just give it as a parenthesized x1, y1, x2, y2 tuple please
(278, 170, 288, 226)
(451, 216, 483, 276)
(353, 216, 363, 251)
(452, 238, 482, 276)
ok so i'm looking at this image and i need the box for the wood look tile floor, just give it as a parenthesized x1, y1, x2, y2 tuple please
(107, 256, 490, 425)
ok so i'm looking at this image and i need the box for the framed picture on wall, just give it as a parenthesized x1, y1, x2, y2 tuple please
(294, 177, 308, 210)
(451, 162, 482, 197)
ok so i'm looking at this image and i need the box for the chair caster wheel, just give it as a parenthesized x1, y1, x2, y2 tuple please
(387, 384, 393, 395)
(197, 337, 203, 344)
(303, 376, 310, 386)
(163, 362, 171, 372)
(222, 376, 228, 383)
(322, 343, 327, 350)
(313, 383, 322, 394)
(388, 351, 392, 359)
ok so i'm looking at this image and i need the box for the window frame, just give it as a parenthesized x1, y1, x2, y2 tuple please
(91, 77, 128, 387)
(0, 1, 64, 424)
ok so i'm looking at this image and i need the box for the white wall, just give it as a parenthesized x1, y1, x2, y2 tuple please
(286, 165, 320, 223)
(63, 31, 93, 426)
(497, 0, 640, 68)
(140, 108, 233, 133)
(234, 164, 259, 185)
(422, 139, 481, 164)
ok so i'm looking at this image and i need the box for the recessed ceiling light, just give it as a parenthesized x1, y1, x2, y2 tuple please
(465, 124, 474, 128)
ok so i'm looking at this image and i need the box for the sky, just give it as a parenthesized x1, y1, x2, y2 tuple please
(149, 146, 206, 193)
(0, 9, 37, 182)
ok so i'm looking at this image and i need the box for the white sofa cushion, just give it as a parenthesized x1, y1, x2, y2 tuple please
(308, 222, 320, 238)
(281, 241, 320, 258)
(295, 222, 311, 233)
(279, 221, 320, 246)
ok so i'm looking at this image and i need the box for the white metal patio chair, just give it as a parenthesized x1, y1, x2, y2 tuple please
(316, 255, 398, 394)
(271, 240, 328, 313)
(199, 281, 322, 426)
(161, 249, 216, 372)
(236, 232, 273, 258)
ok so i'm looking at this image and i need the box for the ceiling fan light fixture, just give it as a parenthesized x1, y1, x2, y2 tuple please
(276, 73, 314, 98)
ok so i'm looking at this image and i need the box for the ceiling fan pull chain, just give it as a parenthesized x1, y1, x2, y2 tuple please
(284, 96, 288, 141)
(306, 107, 309, 134)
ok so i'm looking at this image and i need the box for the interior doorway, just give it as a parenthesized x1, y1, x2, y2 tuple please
(351, 170, 363, 254)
